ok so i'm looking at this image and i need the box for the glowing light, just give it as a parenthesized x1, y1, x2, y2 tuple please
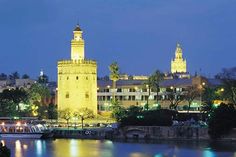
(1, 140, 5, 146)
(70, 139, 78, 156)
(23, 144, 28, 150)
(1, 122, 5, 125)
(36, 140, 42, 155)
(203, 150, 216, 157)
(15, 140, 22, 157)
(16, 122, 21, 126)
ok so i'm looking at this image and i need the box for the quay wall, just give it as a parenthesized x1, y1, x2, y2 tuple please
(52, 127, 236, 141)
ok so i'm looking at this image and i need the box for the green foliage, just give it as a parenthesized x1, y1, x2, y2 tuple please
(0, 142, 11, 157)
(0, 88, 29, 117)
(149, 70, 164, 97)
(22, 74, 30, 79)
(183, 105, 189, 110)
(215, 67, 236, 106)
(184, 86, 200, 112)
(48, 104, 58, 120)
(59, 108, 73, 125)
(144, 103, 149, 111)
(74, 107, 94, 120)
(109, 62, 119, 82)
(111, 100, 126, 121)
(166, 87, 183, 110)
(208, 103, 236, 139)
(28, 83, 50, 103)
(120, 109, 176, 126)
(202, 87, 219, 105)
(9, 71, 20, 80)
(0, 73, 7, 80)
(38, 74, 49, 84)
(127, 105, 143, 117)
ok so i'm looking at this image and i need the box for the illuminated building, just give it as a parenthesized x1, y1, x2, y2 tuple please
(171, 44, 187, 73)
(97, 76, 215, 111)
(57, 25, 97, 115)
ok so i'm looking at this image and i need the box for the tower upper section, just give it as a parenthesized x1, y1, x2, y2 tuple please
(171, 43, 187, 73)
(71, 25, 84, 60)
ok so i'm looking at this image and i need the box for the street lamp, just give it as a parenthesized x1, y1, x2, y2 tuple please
(220, 88, 224, 92)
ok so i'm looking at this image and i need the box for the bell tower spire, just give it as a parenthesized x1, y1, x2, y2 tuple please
(171, 43, 187, 73)
(71, 24, 84, 60)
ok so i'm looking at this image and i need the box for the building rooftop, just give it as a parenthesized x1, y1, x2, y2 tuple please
(98, 78, 193, 88)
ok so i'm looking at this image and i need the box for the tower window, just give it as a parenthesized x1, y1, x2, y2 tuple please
(85, 92, 89, 99)
(67, 77, 69, 80)
(86, 77, 88, 80)
(65, 92, 69, 98)
(76, 76, 79, 80)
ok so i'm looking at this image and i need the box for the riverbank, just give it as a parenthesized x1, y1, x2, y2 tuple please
(52, 126, 236, 141)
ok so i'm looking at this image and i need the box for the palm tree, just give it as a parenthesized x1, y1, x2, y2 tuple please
(109, 62, 119, 103)
(149, 70, 164, 105)
(144, 77, 152, 110)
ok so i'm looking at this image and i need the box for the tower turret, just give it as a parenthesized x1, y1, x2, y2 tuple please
(71, 25, 85, 60)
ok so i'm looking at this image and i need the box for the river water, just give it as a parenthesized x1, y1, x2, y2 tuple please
(1, 139, 236, 157)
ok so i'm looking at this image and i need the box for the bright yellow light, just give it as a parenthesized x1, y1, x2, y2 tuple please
(107, 85, 110, 88)
(16, 122, 21, 126)
(220, 88, 224, 92)
(23, 144, 28, 150)
(1, 140, 5, 146)
(170, 86, 174, 89)
(202, 82, 206, 86)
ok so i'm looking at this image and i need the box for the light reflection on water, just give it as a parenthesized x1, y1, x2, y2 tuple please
(0, 139, 236, 157)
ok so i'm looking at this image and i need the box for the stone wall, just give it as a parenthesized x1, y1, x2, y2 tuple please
(118, 126, 210, 140)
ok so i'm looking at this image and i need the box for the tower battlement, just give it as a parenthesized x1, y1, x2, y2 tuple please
(58, 59, 97, 66)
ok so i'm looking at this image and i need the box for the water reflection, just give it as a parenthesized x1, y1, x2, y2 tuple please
(15, 140, 22, 157)
(203, 150, 216, 157)
(0, 139, 235, 157)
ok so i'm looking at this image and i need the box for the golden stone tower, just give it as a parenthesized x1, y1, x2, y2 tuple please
(171, 43, 187, 73)
(57, 25, 97, 115)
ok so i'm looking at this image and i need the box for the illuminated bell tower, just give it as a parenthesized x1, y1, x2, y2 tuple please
(171, 43, 187, 73)
(57, 25, 97, 116)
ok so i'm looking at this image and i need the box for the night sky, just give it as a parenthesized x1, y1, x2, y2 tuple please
(0, 0, 236, 81)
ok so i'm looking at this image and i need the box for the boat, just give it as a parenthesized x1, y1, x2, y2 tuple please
(0, 121, 53, 139)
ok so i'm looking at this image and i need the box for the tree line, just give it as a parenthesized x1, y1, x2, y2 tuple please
(0, 83, 57, 119)
(0, 72, 30, 80)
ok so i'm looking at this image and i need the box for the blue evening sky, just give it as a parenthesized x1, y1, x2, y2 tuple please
(0, 0, 236, 81)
